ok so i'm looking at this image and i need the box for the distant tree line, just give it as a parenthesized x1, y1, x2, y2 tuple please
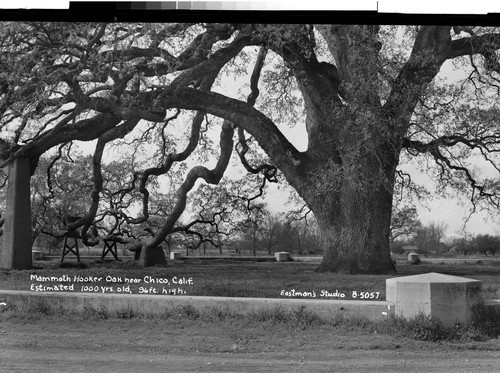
(390, 215, 500, 257)
(448, 234, 500, 257)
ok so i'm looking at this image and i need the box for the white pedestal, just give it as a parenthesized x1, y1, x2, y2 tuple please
(32, 250, 43, 261)
(386, 272, 482, 326)
(275, 252, 291, 262)
(170, 251, 182, 260)
(408, 252, 420, 264)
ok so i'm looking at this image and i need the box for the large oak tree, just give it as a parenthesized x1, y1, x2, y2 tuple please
(2, 19, 500, 274)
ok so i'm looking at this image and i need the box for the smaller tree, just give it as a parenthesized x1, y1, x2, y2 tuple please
(284, 189, 322, 255)
(413, 221, 448, 255)
(238, 204, 267, 256)
(472, 234, 500, 256)
(288, 216, 322, 255)
(30, 152, 94, 251)
(390, 205, 421, 242)
(261, 214, 288, 255)
(450, 237, 476, 257)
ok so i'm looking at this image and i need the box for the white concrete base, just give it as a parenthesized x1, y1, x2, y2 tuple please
(485, 299, 500, 312)
(0, 290, 395, 322)
(408, 253, 420, 264)
(386, 272, 482, 326)
(170, 252, 182, 260)
(275, 252, 291, 262)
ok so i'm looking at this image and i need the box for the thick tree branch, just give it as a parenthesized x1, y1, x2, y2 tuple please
(121, 112, 205, 226)
(158, 87, 304, 179)
(0, 112, 122, 166)
(66, 118, 141, 245)
(236, 46, 278, 184)
(133, 24, 236, 78)
(402, 136, 499, 206)
(402, 133, 500, 153)
(143, 121, 235, 250)
(384, 26, 452, 129)
(448, 32, 500, 59)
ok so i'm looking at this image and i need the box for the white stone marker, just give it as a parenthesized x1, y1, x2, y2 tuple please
(275, 252, 291, 262)
(32, 250, 43, 261)
(386, 272, 482, 326)
(170, 251, 182, 260)
(407, 252, 420, 264)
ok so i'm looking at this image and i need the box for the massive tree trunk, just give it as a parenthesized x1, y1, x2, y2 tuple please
(310, 165, 397, 274)
(261, 24, 398, 274)
(291, 110, 400, 274)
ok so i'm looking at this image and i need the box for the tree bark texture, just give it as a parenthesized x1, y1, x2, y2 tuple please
(292, 110, 400, 274)
(311, 172, 397, 274)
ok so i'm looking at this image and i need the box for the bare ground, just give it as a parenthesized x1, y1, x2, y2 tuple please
(1, 315, 499, 373)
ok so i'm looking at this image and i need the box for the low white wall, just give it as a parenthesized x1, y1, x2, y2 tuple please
(0, 290, 394, 322)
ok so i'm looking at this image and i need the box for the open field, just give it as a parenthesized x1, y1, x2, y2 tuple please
(1, 259, 499, 300)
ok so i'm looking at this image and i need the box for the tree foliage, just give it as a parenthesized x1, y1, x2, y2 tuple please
(413, 221, 448, 255)
(2, 20, 500, 273)
(390, 205, 421, 242)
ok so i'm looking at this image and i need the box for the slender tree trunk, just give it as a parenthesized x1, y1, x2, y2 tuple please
(252, 222, 256, 256)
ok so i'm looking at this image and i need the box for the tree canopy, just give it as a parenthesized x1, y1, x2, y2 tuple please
(2, 19, 500, 273)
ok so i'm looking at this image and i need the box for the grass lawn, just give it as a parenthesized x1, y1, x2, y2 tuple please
(1, 258, 499, 300)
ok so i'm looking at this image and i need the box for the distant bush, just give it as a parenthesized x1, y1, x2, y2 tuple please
(470, 302, 500, 339)
(376, 304, 500, 342)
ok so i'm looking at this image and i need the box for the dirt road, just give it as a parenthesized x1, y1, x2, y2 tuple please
(1, 315, 500, 372)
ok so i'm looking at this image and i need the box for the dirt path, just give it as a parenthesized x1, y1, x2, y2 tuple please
(1, 316, 500, 372)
